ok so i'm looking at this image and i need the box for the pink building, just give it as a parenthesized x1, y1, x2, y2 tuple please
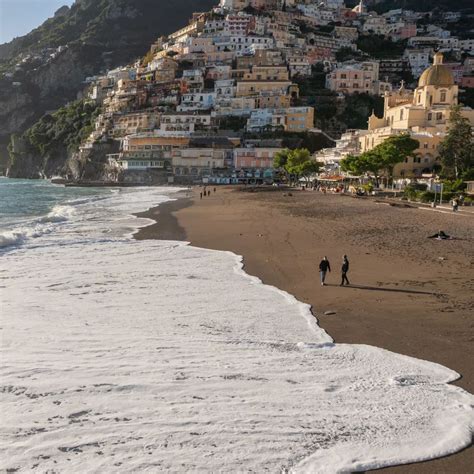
(397, 23, 417, 40)
(233, 147, 282, 170)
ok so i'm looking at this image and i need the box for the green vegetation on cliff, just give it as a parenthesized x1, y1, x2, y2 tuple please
(8, 100, 101, 177)
(22, 100, 100, 156)
(0, 0, 216, 164)
(0, 0, 216, 62)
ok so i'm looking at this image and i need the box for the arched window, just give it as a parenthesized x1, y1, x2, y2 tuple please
(440, 90, 447, 102)
(400, 109, 404, 120)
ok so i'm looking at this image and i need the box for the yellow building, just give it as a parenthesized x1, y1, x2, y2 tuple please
(242, 66, 289, 81)
(236, 80, 293, 97)
(285, 107, 315, 132)
(123, 134, 190, 155)
(360, 53, 474, 178)
(256, 93, 291, 109)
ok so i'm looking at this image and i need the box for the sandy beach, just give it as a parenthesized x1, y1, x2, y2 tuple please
(135, 187, 473, 472)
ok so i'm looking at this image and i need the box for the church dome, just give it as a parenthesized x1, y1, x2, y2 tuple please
(418, 52, 454, 87)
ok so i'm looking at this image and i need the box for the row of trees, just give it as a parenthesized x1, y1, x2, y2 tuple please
(340, 106, 473, 183)
(340, 134, 419, 185)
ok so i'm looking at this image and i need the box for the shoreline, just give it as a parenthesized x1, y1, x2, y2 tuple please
(134, 186, 474, 473)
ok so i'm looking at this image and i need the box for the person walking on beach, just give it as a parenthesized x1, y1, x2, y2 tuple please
(340, 255, 350, 286)
(200, 192, 203, 200)
(319, 257, 331, 286)
(452, 198, 459, 212)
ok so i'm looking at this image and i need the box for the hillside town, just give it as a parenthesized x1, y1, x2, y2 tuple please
(78, 0, 474, 186)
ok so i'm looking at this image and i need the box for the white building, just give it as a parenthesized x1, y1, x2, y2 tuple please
(177, 92, 217, 112)
(404, 49, 431, 78)
(459, 39, 474, 53)
(159, 114, 212, 133)
(215, 79, 236, 97)
(315, 130, 367, 165)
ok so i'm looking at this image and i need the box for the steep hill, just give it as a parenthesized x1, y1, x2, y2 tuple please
(0, 0, 216, 167)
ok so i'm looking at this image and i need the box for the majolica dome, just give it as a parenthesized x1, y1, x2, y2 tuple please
(418, 52, 455, 87)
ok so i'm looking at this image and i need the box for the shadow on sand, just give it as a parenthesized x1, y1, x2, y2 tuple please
(327, 284, 439, 296)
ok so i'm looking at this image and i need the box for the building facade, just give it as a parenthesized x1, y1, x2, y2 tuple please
(359, 53, 474, 177)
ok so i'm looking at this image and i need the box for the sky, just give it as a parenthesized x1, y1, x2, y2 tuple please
(0, 0, 75, 44)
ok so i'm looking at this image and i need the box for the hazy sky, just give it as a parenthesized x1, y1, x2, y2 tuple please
(0, 0, 75, 44)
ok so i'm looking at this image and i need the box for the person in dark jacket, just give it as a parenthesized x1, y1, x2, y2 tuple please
(319, 257, 331, 286)
(340, 255, 350, 286)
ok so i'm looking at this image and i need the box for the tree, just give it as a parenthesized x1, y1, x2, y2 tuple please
(340, 154, 364, 176)
(438, 105, 474, 179)
(340, 134, 419, 185)
(273, 148, 291, 181)
(296, 159, 322, 184)
(376, 134, 419, 179)
(273, 148, 321, 185)
(340, 151, 384, 186)
(286, 148, 321, 184)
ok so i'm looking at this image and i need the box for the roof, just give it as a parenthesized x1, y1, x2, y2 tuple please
(418, 53, 455, 87)
(189, 136, 234, 148)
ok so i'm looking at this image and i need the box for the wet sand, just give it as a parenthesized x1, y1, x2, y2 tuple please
(135, 186, 474, 473)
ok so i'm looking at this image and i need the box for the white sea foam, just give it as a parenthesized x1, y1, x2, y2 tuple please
(0, 187, 183, 250)
(0, 188, 472, 472)
(0, 230, 28, 248)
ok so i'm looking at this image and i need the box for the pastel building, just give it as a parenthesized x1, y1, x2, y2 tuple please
(326, 62, 392, 96)
(233, 147, 283, 177)
(247, 107, 314, 132)
(172, 148, 226, 178)
(177, 92, 217, 111)
(359, 53, 474, 177)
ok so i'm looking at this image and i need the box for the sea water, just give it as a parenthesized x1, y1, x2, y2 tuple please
(1, 178, 473, 472)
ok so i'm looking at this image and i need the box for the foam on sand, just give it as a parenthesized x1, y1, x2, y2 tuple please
(1, 234, 473, 472)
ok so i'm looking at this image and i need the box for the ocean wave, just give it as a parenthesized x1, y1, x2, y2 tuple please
(37, 205, 75, 224)
(0, 206, 75, 250)
(66, 195, 112, 207)
(0, 230, 28, 249)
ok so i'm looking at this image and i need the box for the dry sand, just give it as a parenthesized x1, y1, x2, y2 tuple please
(135, 186, 474, 473)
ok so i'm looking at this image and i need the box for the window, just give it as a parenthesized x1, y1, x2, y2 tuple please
(428, 113, 432, 121)
(400, 109, 404, 120)
(423, 143, 428, 149)
(436, 112, 443, 120)
(440, 90, 446, 102)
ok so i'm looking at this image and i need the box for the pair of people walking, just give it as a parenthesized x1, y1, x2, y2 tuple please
(319, 255, 350, 286)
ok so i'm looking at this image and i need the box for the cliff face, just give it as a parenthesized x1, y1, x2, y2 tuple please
(0, 0, 216, 172)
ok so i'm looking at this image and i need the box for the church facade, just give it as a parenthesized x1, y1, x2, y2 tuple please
(359, 53, 474, 178)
